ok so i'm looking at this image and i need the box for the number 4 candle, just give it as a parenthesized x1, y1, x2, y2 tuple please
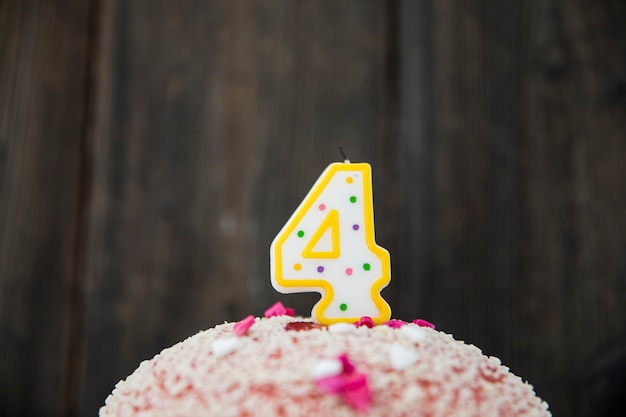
(270, 160, 391, 325)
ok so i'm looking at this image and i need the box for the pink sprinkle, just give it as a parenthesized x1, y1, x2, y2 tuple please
(338, 353, 355, 374)
(413, 319, 435, 329)
(233, 315, 255, 336)
(319, 203, 326, 210)
(343, 374, 371, 412)
(345, 268, 353, 276)
(384, 319, 407, 328)
(343, 370, 366, 390)
(314, 354, 371, 412)
(316, 374, 346, 394)
(354, 316, 375, 328)
(264, 301, 295, 318)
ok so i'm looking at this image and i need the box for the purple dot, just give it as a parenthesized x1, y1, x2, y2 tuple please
(317, 266, 325, 273)
(352, 224, 360, 231)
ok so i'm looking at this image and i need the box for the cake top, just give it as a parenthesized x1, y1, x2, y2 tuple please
(100, 303, 550, 417)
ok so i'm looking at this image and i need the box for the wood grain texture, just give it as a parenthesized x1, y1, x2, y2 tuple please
(394, 1, 626, 416)
(0, 0, 94, 416)
(523, 2, 626, 415)
(1, 0, 625, 416)
(81, 1, 389, 414)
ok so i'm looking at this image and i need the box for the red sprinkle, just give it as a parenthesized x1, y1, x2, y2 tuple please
(412, 319, 435, 329)
(354, 316, 375, 328)
(384, 319, 407, 328)
(233, 315, 255, 336)
(285, 321, 322, 331)
(264, 302, 295, 318)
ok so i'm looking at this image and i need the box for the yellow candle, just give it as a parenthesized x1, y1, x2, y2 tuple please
(270, 162, 391, 325)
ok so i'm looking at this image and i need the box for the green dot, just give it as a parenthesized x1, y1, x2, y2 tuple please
(349, 196, 357, 203)
(297, 230, 304, 238)
(363, 263, 371, 271)
(339, 303, 348, 311)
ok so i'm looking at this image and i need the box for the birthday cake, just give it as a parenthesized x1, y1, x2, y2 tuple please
(100, 161, 550, 415)
(99, 302, 550, 417)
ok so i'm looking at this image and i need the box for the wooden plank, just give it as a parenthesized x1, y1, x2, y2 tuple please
(397, 0, 626, 416)
(2, 0, 618, 415)
(0, 0, 94, 415)
(82, 0, 389, 414)
(524, 2, 626, 416)
(393, 0, 438, 322)
(430, 0, 529, 356)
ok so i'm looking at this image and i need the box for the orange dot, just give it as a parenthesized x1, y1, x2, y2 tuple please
(346, 177, 354, 184)
(294, 263, 302, 271)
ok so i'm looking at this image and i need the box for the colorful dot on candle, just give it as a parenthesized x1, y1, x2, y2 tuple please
(346, 177, 354, 184)
(317, 266, 325, 273)
(345, 268, 353, 276)
(294, 263, 302, 271)
(349, 196, 357, 203)
(318, 203, 326, 211)
(352, 224, 359, 231)
(340, 303, 348, 311)
(363, 263, 371, 271)
(297, 230, 305, 238)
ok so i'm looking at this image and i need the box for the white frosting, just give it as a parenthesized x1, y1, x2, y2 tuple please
(400, 324, 427, 343)
(389, 343, 419, 370)
(310, 359, 344, 379)
(328, 322, 357, 333)
(100, 316, 551, 417)
(211, 337, 240, 357)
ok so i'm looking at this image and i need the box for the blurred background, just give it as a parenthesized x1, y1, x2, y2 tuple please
(1, 0, 625, 416)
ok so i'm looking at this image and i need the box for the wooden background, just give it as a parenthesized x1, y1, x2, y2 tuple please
(1, 0, 625, 416)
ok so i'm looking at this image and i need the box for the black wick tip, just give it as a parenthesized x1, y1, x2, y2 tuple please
(337, 146, 349, 162)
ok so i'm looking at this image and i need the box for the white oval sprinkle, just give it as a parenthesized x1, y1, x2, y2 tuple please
(400, 325, 427, 343)
(390, 343, 419, 370)
(211, 337, 240, 357)
(310, 359, 343, 379)
(327, 322, 356, 333)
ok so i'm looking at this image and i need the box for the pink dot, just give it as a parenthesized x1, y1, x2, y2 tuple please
(318, 203, 326, 211)
(345, 268, 353, 276)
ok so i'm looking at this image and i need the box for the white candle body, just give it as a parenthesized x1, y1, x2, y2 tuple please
(270, 162, 391, 325)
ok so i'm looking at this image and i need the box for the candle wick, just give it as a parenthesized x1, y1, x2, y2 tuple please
(337, 146, 350, 163)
